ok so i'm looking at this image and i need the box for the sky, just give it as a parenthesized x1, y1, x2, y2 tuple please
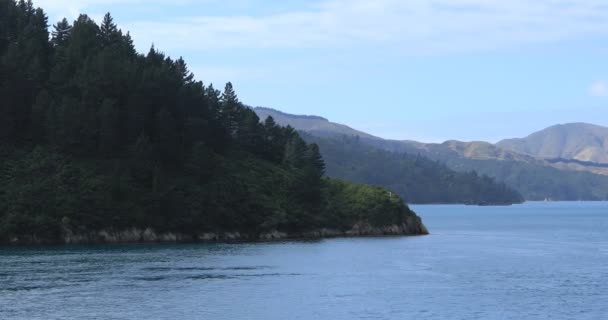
(35, 0, 608, 143)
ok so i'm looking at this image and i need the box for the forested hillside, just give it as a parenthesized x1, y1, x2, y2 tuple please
(0, 0, 426, 244)
(256, 107, 608, 201)
(255, 108, 524, 204)
(303, 134, 523, 204)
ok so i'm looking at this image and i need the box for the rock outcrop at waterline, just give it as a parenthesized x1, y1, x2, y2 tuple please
(7, 216, 428, 245)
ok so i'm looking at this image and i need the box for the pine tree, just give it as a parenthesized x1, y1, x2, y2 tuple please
(175, 57, 194, 83)
(238, 109, 263, 152)
(0, 0, 15, 52)
(1, 2, 430, 244)
(205, 83, 221, 114)
(124, 31, 134, 48)
(99, 12, 119, 46)
(51, 18, 71, 47)
(308, 143, 325, 178)
(17, 0, 34, 16)
(221, 82, 238, 104)
(263, 116, 284, 163)
(220, 82, 241, 138)
(0, 1, 50, 144)
(264, 116, 277, 131)
(284, 134, 308, 169)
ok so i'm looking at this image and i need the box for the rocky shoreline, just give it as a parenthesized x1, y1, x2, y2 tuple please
(5, 216, 428, 245)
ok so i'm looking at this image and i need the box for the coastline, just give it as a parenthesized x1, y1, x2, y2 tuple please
(3, 216, 429, 246)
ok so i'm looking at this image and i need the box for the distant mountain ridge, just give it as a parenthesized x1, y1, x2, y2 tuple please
(254, 107, 608, 201)
(254, 107, 329, 121)
(254, 107, 541, 164)
(254, 108, 523, 204)
(497, 123, 608, 164)
(255, 107, 379, 140)
(300, 132, 524, 205)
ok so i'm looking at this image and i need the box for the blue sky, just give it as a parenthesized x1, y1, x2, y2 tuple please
(37, 0, 608, 142)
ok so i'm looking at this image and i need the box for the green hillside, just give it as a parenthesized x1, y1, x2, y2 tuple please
(302, 134, 523, 204)
(0, 1, 426, 244)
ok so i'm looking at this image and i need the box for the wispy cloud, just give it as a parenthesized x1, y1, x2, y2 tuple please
(29, 0, 608, 141)
(36, 0, 135, 21)
(589, 80, 608, 97)
(35, 0, 608, 54)
(36, 0, 210, 22)
(116, 0, 608, 54)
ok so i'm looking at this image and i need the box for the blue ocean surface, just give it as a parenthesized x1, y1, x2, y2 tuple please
(1, 202, 607, 319)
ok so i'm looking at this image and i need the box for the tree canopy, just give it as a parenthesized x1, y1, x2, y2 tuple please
(0, 1, 424, 243)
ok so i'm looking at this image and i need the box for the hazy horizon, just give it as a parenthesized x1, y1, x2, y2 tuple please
(36, 0, 608, 142)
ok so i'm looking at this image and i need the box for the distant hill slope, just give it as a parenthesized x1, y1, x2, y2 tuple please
(442, 140, 536, 162)
(301, 133, 523, 205)
(497, 123, 608, 164)
(255, 108, 523, 204)
(254, 107, 608, 201)
(253, 108, 534, 163)
(254, 107, 379, 140)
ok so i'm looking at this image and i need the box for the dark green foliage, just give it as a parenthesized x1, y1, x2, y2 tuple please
(51, 18, 71, 47)
(322, 179, 412, 230)
(0, 0, 50, 145)
(0, 1, 420, 243)
(303, 134, 524, 204)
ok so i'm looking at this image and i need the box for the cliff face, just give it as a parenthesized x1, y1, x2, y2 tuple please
(6, 216, 428, 245)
